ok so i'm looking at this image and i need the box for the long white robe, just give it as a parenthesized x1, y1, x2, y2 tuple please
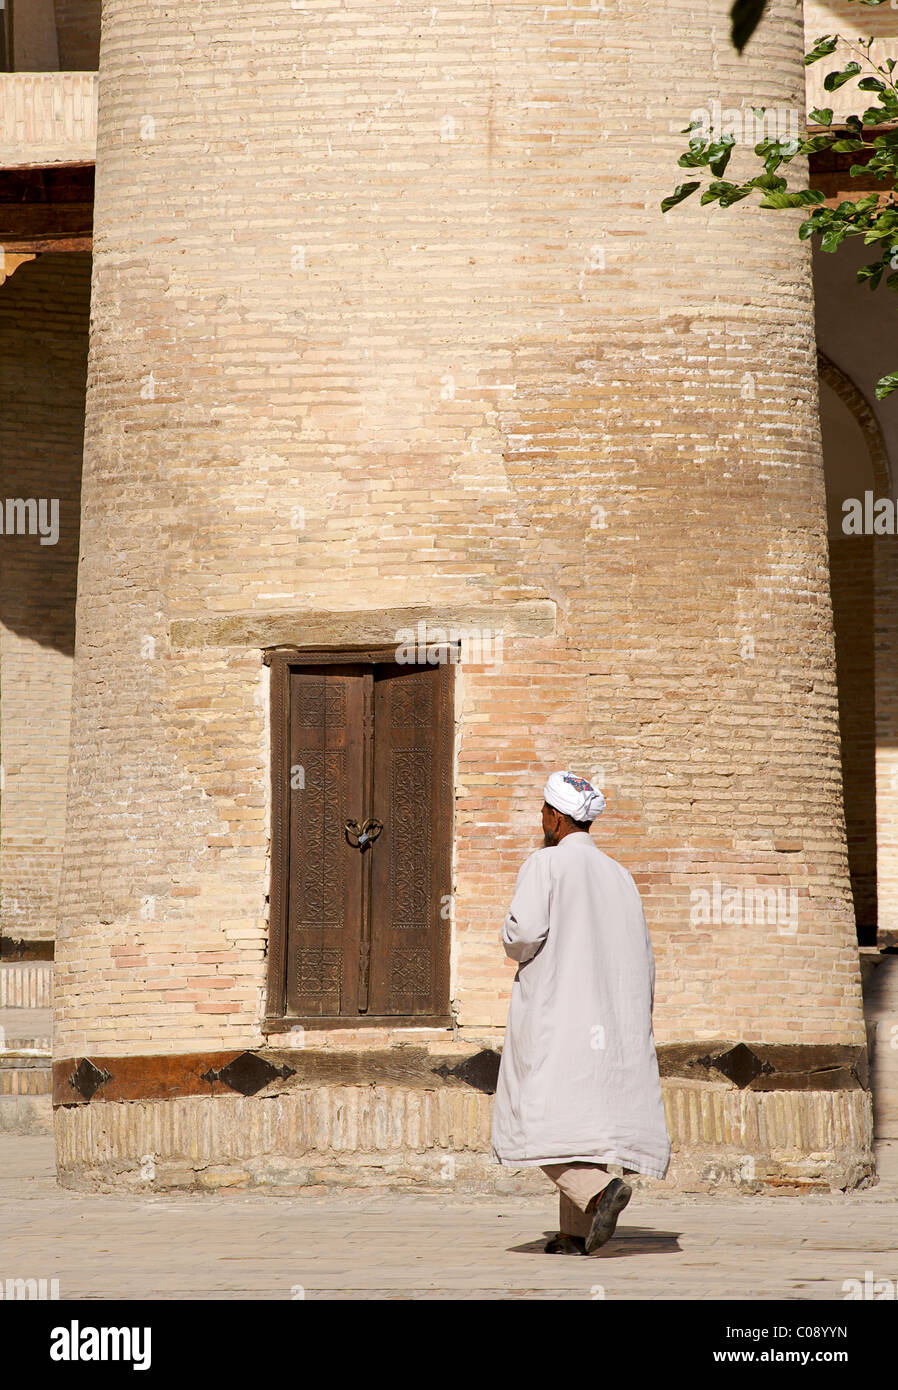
(490, 831, 671, 1179)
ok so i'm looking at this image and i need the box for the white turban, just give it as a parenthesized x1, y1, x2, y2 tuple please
(543, 770, 606, 823)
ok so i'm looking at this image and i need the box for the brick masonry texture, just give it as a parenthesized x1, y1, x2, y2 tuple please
(0, 74, 98, 166)
(803, 0, 898, 127)
(53, 0, 868, 1102)
(0, 963, 53, 1008)
(53, 1083, 874, 1195)
(0, 255, 89, 944)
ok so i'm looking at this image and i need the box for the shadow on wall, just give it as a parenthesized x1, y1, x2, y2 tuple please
(813, 239, 898, 468)
(0, 253, 90, 657)
(815, 237, 897, 947)
(821, 372, 878, 943)
(1, 0, 101, 73)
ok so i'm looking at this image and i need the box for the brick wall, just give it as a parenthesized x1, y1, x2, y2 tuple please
(0, 74, 98, 167)
(803, 0, 897, 125)
(54, 0, 866, 1059)
(0, 253, 90, 945)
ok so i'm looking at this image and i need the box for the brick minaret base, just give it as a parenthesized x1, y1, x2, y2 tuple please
(53, 0, 873, 1193)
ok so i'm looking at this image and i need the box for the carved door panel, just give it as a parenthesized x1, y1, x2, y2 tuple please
(285, 666, 369, 1016)
(367, 663, 452, 1016)
(271, 653, 452, 1023)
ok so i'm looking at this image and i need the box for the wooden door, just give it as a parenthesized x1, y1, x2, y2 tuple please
(285, 665, 369, 1016)
(269, 651, 452, 1024)
(368, 663, 452, 1016)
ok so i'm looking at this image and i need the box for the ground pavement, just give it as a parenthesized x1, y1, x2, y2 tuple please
(1, 1135, 896, 1301)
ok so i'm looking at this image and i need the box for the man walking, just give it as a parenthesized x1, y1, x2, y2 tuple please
(491, 771, 671, 1254)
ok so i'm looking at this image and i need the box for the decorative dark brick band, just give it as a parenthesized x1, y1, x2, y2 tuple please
(0, 937, 54, 962)
(657, 1041, 868, 1092)
(53, 1041, 869, 1107)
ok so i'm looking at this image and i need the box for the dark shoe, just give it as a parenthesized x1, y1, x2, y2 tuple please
(584, 1178, 632, 1254)
(544, 1233, 586, 1255)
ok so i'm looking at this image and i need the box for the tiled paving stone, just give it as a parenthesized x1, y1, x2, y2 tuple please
(1, 1137, 897, 1300)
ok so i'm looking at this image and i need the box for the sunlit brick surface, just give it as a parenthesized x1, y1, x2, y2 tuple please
(0, 74, 97, 166)
(55, 1, 866, 1088)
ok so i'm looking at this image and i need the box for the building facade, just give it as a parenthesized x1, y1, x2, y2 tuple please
(2, 0, 896, 1193)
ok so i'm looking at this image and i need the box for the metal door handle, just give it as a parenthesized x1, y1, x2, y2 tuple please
(344, 818, 383, 851)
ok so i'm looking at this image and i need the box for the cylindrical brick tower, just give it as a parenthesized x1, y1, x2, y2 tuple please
(54, 0, 872, 1192)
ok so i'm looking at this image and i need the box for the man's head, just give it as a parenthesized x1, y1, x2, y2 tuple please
(541, 771, 606, 847)
(541, 801, 594, 846)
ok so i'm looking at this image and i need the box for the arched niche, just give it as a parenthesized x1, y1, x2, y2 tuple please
(819, 353, 892, 945)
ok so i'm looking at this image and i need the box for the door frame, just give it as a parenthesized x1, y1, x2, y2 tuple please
(262, 645, 455, 1032)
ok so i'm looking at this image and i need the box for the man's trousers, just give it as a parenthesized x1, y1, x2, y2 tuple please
(540, 1162, 637, 1238)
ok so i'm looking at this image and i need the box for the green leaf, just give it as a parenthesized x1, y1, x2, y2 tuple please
(709, 138, 736, 177)
(808, 107, 834, 126)
(804, 35, 838, 65)
(830, 138, 867, 152)
(759, 189, 827, 208)
(799, 134, 838, 155)
(679, 137, 735, 174)
(868, 211, 898, 235)
(821, 225, 852, 252)
(824, 63, 863, 92)
(754, 135, 803, 168)
(858, 77, 886, 91)
(875, 371, 898, 400)
(701, 180, 738, 205)
(749, 172, 788, 191)
(857, 262, 884, 289)
(864, 92, 898, 123)
(678, 148, 710, 167)
(661, 181, 701, 213)
(703, 180, 753, 208)
(799, 212, 826, 239)
(731, 0, 768, 54)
